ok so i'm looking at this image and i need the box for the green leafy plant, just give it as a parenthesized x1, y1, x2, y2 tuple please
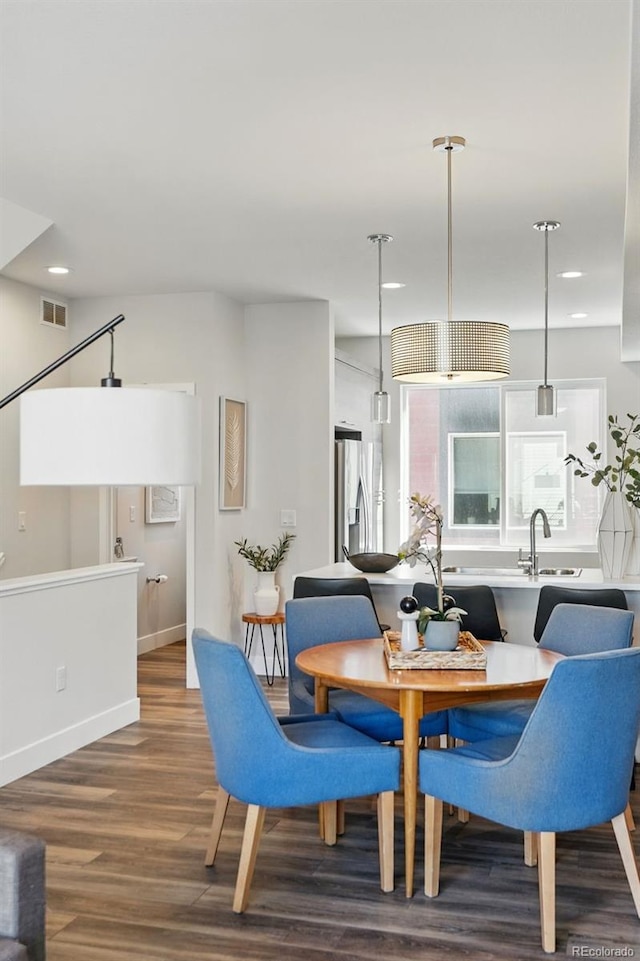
(564, 413, 640, 506)
(234, 532, 296, 572)
(417, 600, 466, 634)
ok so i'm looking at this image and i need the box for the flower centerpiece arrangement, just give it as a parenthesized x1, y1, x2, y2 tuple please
(565, 413, 640, 578)
(235, 532, 296, 615)
(398, 493, 466, 637)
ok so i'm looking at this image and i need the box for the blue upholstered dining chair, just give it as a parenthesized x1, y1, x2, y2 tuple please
(192, 628, 400, 913)
(448, 604, 635, 744)
(533, 584, 628, 643)
(419, 647, 640, 953)
(285, 595, 448, 741)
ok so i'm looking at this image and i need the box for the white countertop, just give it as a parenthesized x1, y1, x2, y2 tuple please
(297, 561, 640, 593)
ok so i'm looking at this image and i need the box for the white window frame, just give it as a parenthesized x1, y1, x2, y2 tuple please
(399, 378, 606, 550)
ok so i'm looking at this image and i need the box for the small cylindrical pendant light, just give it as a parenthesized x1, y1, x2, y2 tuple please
(533, 220, 560, 416)
(368, 233, 393, 423)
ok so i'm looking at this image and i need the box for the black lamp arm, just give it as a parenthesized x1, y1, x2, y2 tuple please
(0, 314, 125, 411)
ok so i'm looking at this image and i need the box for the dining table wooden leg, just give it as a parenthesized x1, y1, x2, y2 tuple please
(400, 688, 422, 898)
(315, 680, 330, 840)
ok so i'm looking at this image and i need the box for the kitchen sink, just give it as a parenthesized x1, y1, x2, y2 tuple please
(441, 565, 582, 578)
(442, 566, 525, 576)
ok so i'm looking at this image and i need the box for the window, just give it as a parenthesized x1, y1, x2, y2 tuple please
(449, 433, 500, 528)
(401, 380, 605, 548)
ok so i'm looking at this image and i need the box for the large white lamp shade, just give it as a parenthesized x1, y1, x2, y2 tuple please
(20, 388, 200, 486)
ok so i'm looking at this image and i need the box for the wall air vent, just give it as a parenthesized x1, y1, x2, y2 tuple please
(41, 297, 67, 329)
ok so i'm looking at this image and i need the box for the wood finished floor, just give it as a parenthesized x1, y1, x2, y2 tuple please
(1, 640, 639, 959)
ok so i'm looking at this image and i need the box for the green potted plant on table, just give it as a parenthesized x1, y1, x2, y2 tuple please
(565, 413, 640, 579)
(398, 493, 465, 650)
(235, 532, 296, 615)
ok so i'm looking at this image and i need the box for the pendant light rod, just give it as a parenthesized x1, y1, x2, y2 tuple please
(447, 140, 453, 323)
(368, 233, 393, 392)
(434, 135, 465, 324)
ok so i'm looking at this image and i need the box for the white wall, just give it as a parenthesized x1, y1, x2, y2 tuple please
(65, 294, 335, 685)
(0, 563, 140, 785)
(1, 283, 337, 687)
(66, 291, 248, 678)
(338, 327, 640, 555)
(242, 301, 335, 606)
(0, 277, 72, 578)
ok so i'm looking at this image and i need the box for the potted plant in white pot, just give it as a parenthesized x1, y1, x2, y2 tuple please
(565, 413, 640, 579)
(235, 532, 296, 615)
(398, 493, 466, 650)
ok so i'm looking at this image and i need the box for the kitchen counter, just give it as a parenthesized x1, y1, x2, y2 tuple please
(295, 562, 640, 646)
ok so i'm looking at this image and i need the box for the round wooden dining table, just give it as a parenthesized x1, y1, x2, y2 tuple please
(296, 637, 564, 897)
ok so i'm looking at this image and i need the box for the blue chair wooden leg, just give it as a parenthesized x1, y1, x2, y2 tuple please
(233, 804, 267, 914)
(205, 787, 230, 866)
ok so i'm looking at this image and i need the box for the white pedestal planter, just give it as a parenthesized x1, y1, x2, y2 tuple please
(253, 571, 280, 616)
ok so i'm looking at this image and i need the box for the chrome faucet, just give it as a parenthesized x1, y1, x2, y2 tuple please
(517, 508, 551, 576)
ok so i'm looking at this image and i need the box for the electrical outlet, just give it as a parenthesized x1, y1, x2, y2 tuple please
(129, 506, 136, 522)
(18, 511, 26, 532)
(280, 509, 297, 528)
(56, 666, 67, 692)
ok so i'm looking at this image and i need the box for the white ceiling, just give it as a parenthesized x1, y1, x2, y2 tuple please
(0, 0, 637, 341)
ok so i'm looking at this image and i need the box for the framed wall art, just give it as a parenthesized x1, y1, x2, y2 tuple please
(219, 396, 246, 510)
(145, 485, 181, 523)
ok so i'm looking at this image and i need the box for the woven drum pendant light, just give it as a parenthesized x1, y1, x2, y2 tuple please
(391, 136, 510, 383)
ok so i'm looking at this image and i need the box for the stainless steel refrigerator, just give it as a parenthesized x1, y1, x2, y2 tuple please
(335, 428, 379, 561)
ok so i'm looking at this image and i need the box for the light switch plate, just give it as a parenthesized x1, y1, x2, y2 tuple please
(280, 509, 297, 528)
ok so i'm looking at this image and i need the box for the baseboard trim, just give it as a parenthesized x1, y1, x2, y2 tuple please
(138, 624, 186, 655)
(0, 698, 140, 787)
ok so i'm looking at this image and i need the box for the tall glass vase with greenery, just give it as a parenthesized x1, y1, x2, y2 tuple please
(565, 413, 640, 578)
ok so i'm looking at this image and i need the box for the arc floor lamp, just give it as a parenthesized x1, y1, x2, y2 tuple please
(0, 314, 200, 486)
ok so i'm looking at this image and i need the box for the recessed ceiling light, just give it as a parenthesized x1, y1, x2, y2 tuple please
(557, 270, 584, 279)
(46, 265, 71, 275)
(569, 312, 588, 319)
(382, 282, 405, 289)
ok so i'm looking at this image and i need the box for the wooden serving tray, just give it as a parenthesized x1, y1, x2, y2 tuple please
(383, 630, 487, 670)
